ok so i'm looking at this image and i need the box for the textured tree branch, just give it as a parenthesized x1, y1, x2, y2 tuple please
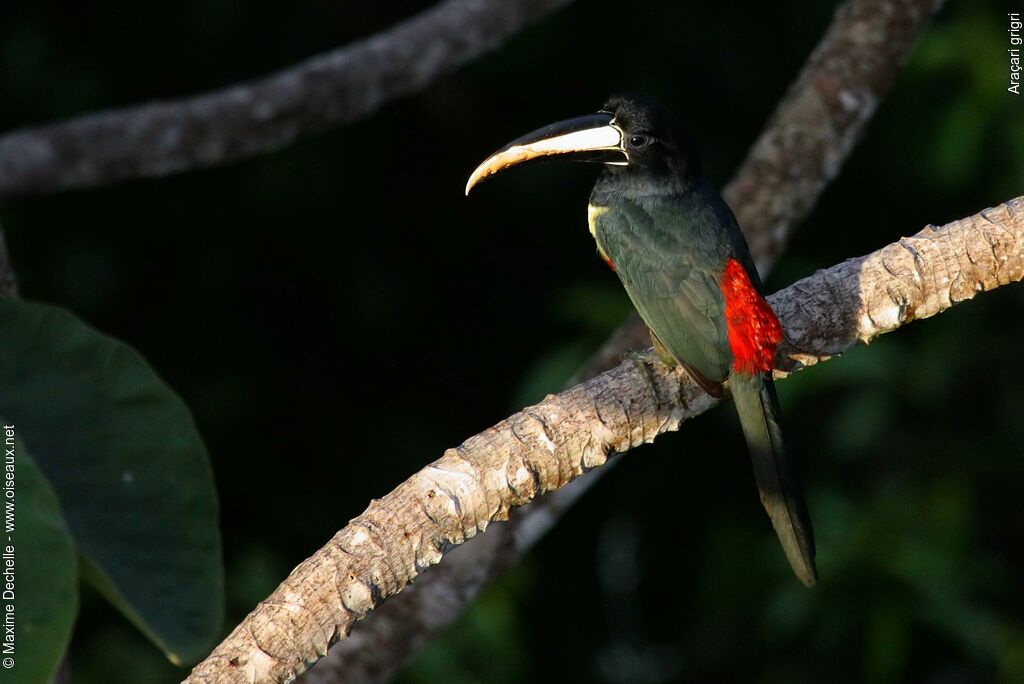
(0, 0, 574, 202)
(301, 1, 944, 681)
(185, 197, 1024, 684)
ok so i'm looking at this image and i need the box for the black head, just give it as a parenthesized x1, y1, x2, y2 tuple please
(600, 94, 702, 180)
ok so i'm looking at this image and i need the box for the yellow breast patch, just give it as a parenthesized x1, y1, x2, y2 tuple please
(587, 203, 608, 238)
(587, 204, 615, 269)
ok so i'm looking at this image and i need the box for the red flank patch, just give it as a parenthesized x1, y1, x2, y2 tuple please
(721, 258, 782, 374)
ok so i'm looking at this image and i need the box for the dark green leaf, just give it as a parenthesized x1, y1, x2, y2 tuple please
(0, 299, 222, 664)
(2, 437, 77, 684)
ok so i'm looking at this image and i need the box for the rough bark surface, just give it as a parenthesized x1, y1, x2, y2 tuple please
(0, 0, 573, 202)
(301, 1, 945, 681)
(301, 463, 602, 684)
(185, 197, 1024, 684)
(772, 201, 1024, 364)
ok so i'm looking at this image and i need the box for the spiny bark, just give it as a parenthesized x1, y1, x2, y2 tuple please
(0, 0, 574, 202)
(185, 197, 1024, 684)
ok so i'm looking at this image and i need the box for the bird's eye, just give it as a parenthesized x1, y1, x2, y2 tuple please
(627, 134, 650, 148)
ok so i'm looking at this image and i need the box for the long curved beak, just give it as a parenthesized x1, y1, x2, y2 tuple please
(465, 112, 625, 195)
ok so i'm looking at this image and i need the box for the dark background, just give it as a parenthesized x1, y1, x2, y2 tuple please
(2, 0, 1023, 682)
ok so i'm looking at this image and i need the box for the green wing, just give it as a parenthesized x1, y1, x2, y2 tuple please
(592, 197, 732, 382)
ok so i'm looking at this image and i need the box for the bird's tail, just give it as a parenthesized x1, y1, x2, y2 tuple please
(730, 371, 817, 587)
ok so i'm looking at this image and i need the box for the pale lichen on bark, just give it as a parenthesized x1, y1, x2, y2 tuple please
(185, 197, 1024, 684)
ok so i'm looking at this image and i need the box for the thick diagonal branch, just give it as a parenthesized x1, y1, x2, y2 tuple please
(185, 198, 1024, 684)
(303, 2, 943, 681)
(0, 0, 573, 202)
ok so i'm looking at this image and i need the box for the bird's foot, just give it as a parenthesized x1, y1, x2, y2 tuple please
(620, 348, 662, 368)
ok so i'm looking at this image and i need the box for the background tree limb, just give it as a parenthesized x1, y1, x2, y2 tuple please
(731, 0, 944, 274)
(184, 196, 1024, 684)
(0, 230, 16, 297)
(301, 1, 943, 681)
(0, 0, 574, 202)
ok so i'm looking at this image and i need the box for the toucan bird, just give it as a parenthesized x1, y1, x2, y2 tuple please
(466, 95, 817, 587)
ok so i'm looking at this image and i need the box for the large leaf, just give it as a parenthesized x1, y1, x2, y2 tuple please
(0, 299, 223, 664)
(1, 437, 78, 684)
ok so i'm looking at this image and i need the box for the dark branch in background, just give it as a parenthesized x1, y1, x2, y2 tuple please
(185, 197, 1024, 684)
(300, 1, 943, 682)
(0, 0, 574, 202)
(0, 231, 17, 297)
(728, 0, 944, 273)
